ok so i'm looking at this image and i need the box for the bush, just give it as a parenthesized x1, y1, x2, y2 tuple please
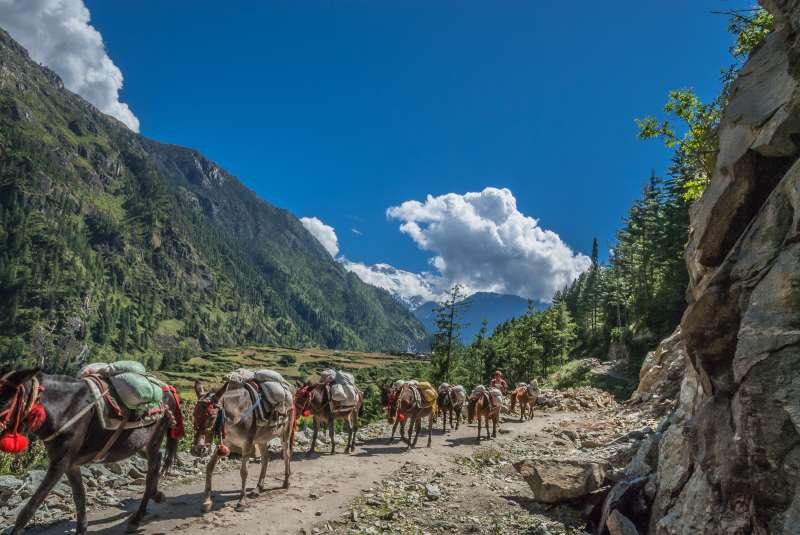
(278, 354, 297, 367)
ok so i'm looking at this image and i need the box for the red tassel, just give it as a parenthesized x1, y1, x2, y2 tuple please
(397, 413, 406, 421)
(0, 433, 29, 454)
(217, 443, 230, 457)
(26, 403, 46, 432)
(302, 409, 311, 417)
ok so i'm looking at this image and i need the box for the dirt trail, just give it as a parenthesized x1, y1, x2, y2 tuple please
(29, 412, 574, 535)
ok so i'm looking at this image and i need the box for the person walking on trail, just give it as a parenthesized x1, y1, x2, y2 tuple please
(490, 370, 508, 394)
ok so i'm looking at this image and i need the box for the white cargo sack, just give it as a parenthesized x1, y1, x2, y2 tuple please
(260, 381, 293, 415)
(329, 369, 358, 406)
(226, 368, 255, 383)
(254, 369, 285, 383)
(320, 369, 337, 383)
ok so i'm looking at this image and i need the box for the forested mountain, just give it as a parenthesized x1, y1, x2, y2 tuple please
(0, 29, 426, 372)
(413, 292, 537, 344)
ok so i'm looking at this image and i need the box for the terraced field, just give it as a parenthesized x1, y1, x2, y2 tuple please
(156, 346, 428, 400)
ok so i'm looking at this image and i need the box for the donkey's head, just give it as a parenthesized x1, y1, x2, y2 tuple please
(191, 380, 228, 457)
(437, 384, 452, 409)
(0, 368, 44, 454)
(466, 394, 481, 424)
(380, 384, 401, 424)
(294, 380, 316, 417)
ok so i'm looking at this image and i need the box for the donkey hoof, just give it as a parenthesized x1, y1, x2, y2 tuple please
(235, 502, 247, 512)
(282, 479, 290, 489)
(152, 491, 166, 503)
(201, 500, 213, 514)
(125, 520, 141, 533)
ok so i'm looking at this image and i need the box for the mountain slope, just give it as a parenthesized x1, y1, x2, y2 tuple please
(0, 29, 426, 371)
(413, 292, 539, 343)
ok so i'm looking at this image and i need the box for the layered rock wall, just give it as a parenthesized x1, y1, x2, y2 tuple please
(653, 1, 800, 532)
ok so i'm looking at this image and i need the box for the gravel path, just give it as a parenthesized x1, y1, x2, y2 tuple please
(24, 412, 576, 535)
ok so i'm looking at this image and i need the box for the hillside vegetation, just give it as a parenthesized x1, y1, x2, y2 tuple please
(0, 29, 426, 373)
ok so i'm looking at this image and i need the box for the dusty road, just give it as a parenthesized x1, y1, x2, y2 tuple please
(29, 412, 573, 535)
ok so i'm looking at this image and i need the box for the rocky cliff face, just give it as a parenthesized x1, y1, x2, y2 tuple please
(652, 1, 800, 532)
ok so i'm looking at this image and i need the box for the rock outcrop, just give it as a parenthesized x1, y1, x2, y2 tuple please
(630, 328, 687, 415)
(633, 2, 800, 533)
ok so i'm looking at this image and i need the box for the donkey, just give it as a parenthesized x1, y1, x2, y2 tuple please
(509, 383, 538, 421)
(294, 381, 362, 455)
(383, 383, 436, 448)
(380, 384, 406, 443)
(192, 380, 294, 513)
(437, 384, 465, 432)
(467, 387, 501, 442)
(0, 368, 180, 535)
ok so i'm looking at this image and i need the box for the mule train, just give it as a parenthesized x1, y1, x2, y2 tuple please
(0, 359, 541, 533)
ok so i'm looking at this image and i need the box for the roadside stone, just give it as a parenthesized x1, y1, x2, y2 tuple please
(515, 458, 606, 503)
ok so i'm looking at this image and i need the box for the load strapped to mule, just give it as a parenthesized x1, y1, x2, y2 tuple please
(320, 368, 359, 409)
(226, 368, 294, 426)
(75, 361, 184, 459)
(391, 379, 438, 416)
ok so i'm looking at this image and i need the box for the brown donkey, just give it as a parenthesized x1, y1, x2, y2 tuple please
(192, 379, 294, 513)
(383, 383, 436, 448)
(437, 383, 466, 432)
(509, 383, 538, 421)
(467, 386, 502, 442)
(294, 381, 363, 455)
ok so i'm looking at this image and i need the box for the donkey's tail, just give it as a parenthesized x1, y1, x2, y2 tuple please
(161, 433, 179, 477)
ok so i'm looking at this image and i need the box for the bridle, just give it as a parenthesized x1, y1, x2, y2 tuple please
(192, 394, 222, 444)
(294, 384, 320, 417)
(0, 373, 46, 453)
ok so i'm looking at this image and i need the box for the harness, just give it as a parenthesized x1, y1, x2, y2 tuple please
(0, 375, 46, 454)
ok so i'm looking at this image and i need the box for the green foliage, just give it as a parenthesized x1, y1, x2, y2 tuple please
(429, 284, 469, 383)
(0, 29, 426, 373)
(636, 7, 773, 202)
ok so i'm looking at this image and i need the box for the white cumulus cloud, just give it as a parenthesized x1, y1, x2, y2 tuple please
(386, 187, 590, 303)
(340, 261, 442, 307)
(300, 216, 340, 257)
(0, 0, 140, 131)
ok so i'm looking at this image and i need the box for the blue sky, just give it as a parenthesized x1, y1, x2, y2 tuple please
(2, 1, 753, 302)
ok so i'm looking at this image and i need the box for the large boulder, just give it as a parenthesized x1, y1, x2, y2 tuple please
(514, 457, 606, 504)
(648, 2, 800, 533)
(631, 328, 687, 414)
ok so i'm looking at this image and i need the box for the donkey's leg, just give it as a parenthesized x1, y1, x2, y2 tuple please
(282, 426, 292, 489)
(488, 416, 494, 439)
(344, 416, 353, 453)
(236, 453, 249, 511)
(350, 411, 359, 452)
(493, 415, 498, 438)
(476, 415, 482, 442)
(309, 417, 319, 455)
(12, 455, 71, 535)
(389, 419, 399, 443)
(427, 414, 433, 448)
(201, 451, 220, 513)
(328, 416, 336, 455)
(412, 417, 422, 448)
(256, 447, 269, 493)
(129, 436, 164, 529)
(66, 467, 88, 535)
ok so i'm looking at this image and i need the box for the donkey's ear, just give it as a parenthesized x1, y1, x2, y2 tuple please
(211, 382, 229, 402)
(194, 380, 205, 398)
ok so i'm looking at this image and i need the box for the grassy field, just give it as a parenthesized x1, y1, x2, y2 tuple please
(156, 346, 428, 400)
